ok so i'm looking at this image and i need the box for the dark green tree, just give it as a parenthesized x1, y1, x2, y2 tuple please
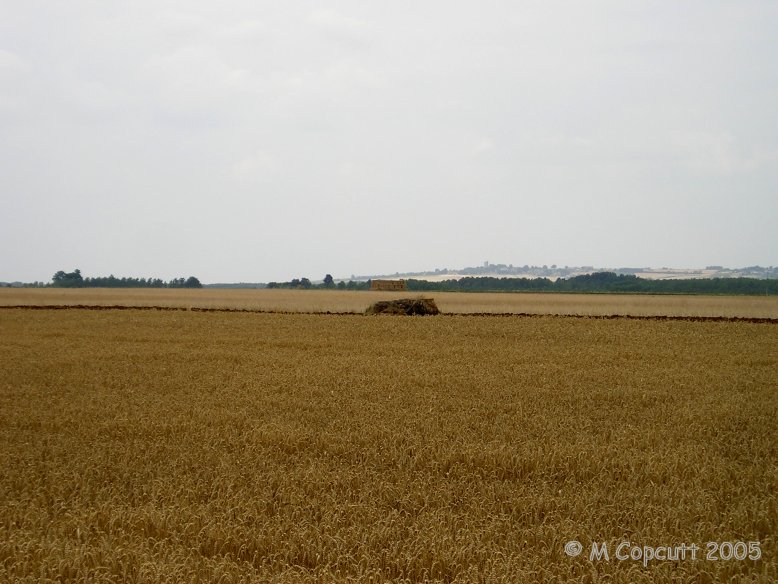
(52, 269, 84, 288)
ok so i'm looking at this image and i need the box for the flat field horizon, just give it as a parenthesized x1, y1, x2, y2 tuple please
(1, 305, 776, 582)
(2, 288, 778, 318)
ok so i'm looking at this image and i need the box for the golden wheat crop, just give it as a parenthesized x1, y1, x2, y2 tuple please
(2, 287, 778, 317)
(0, 309, 776, 583)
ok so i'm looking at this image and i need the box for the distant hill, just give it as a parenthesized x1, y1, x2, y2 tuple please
(349, 264, 778, 282)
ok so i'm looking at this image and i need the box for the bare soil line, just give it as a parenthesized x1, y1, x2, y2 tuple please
(2, 304, 777, 324)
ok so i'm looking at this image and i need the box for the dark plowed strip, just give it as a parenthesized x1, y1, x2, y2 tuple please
(453, 312, 778, 324)
(0, 305, 345, 315)
(1, 304, 777, 323)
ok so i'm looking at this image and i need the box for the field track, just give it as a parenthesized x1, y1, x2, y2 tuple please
(2, 303, 778, 324)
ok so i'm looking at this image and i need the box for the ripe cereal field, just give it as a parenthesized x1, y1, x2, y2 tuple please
(0, 300, 776, 582)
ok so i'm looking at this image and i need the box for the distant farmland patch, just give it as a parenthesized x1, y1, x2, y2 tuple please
(2, 288, 778, 318)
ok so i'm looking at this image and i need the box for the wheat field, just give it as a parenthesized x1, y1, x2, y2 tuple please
(2, 287, 778, 317)
(1, 306, 776, 583)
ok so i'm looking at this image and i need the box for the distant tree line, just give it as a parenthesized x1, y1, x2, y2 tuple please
(41, 270, 775, 294)
(51, 269, 202, 288)
(406, 272, 778, 295)
(266, 275, 370, 290)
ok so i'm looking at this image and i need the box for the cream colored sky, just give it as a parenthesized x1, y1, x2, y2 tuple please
(1, 1, 777, 283)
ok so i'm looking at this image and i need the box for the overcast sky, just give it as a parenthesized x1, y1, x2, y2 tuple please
(1, 1, 776, 283)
